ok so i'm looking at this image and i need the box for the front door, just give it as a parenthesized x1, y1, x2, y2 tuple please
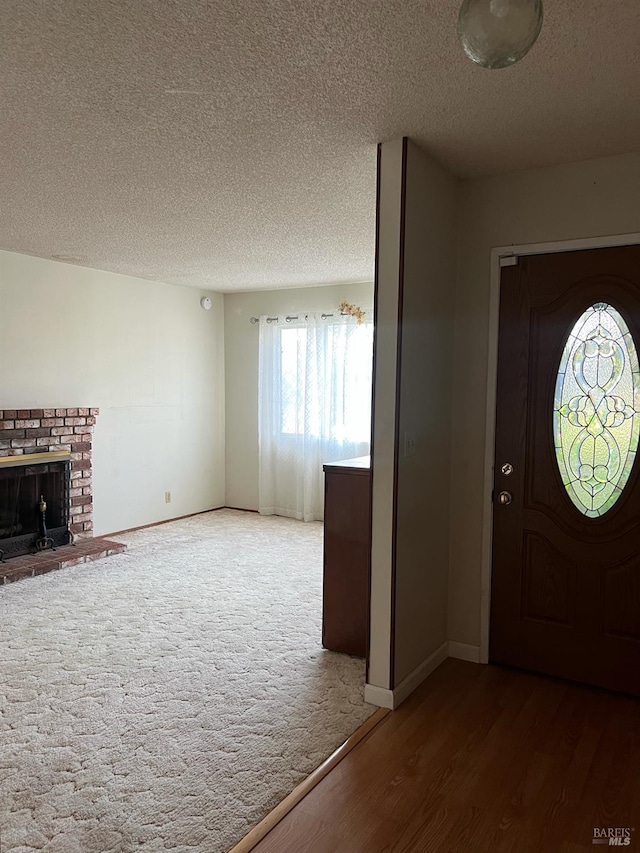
(490, 245, 640, 695)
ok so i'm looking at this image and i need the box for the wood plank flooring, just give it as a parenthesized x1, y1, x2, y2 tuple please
(251, 658, 640, 852)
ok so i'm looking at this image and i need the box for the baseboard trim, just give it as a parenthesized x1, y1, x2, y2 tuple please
(365, 640, 449, 710)
(393, 640, 449, 707)
(228, 707, 389, 853)
(364, 683, 394, 709)
(104, 506, 224, 538)
(448, 641, 481, 663)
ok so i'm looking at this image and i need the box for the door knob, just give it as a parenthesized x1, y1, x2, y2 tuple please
(498, 491, 512, 506)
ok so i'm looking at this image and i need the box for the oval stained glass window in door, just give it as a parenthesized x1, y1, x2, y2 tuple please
(554, 302, 640, 517)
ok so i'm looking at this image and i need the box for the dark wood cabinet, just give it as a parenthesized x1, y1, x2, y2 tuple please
(322, 456, 371, 658)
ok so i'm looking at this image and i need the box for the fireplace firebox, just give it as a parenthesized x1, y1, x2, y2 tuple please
(0, 451, 71, 561)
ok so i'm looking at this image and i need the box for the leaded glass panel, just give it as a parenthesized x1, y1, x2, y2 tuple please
(554, 303, 640, 517)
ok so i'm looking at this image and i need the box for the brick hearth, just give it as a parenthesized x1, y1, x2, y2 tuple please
(0, 406, 128, 584)
(1, 537, 127, 585)
(0, 407, 98, 536)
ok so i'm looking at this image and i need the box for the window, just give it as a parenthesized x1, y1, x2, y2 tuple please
(279, 323, 373, 442)
(258, 311, 374, 520)
(554, 302, 639, 517)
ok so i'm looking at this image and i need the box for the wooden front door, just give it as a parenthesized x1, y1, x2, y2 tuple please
(490, 245, 640, 695)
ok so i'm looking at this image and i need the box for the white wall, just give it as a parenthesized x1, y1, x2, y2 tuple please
(0, 251, 225, 535)
(223, 281, 374, 511)
(368, 138, 457, 700)
(450, 151, 640, 648)
(369, 138, 404, 691)
(393, 140, 457, 685)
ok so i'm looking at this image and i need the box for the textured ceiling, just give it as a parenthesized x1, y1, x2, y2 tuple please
(1, 1, 639, 291)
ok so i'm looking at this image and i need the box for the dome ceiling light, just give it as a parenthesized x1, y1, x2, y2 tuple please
(457, 0, 544, 69)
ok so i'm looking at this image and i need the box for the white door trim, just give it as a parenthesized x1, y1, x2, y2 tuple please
(480, 231, 640, 664)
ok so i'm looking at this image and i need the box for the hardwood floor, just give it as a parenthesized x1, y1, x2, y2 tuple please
(252, 658, 640, 852)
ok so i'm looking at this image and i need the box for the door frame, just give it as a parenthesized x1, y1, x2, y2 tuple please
(479, 231, 640, 664)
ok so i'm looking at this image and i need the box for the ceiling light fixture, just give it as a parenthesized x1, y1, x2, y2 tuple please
(457, 0, 543, 69)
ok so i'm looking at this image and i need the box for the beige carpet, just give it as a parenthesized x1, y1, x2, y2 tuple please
(0, 510, 375, 853)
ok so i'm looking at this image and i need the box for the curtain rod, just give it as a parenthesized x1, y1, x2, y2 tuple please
(249, 312, 349, 325)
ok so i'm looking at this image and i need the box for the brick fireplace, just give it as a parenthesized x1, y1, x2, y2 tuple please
(0, 407, 98, 537)
(0, 406, 126, 584)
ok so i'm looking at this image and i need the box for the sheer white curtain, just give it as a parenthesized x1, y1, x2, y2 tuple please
(258, 312, 373, 521)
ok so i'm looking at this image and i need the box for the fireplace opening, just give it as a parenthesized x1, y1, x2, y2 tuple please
(0, 452, 71, 561)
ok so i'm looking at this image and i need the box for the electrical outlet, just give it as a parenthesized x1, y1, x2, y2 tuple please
(404, 432, 416, 457)
(165, 491, 171, 504)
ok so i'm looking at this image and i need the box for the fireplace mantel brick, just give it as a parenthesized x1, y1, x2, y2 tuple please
(0, 407, 99, 536)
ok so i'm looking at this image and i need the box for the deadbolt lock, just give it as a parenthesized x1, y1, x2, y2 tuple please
(501, 463, 514, 476)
